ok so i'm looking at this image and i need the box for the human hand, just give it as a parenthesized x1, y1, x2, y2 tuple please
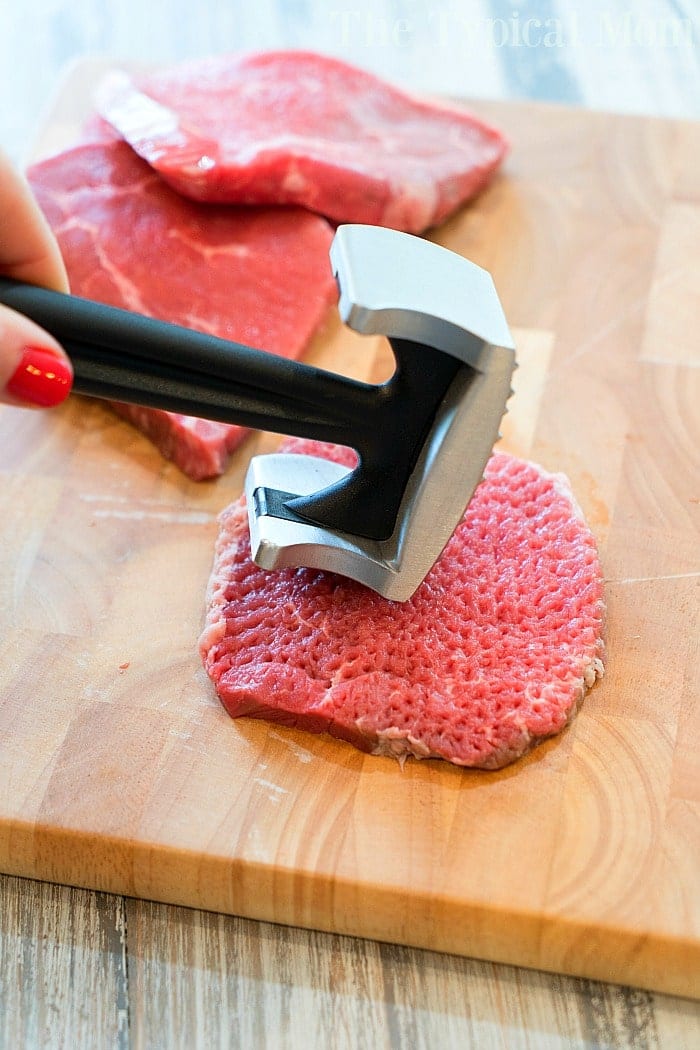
(0, 150, 73, 407)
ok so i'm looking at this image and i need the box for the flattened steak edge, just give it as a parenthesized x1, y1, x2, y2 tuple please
(200, 439, 605, 770)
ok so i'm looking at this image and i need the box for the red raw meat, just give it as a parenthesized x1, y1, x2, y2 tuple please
(27, 141, 337, 480)
(97, 50, 508, 233)
(200, 439, 605, 770)
(79, 112, 123, 144)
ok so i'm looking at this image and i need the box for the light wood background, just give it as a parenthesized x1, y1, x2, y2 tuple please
(3, 0, 700, 166)
(1, 3, 700, 1047)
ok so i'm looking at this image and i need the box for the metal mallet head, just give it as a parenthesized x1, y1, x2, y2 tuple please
(246, 224, 516, 601)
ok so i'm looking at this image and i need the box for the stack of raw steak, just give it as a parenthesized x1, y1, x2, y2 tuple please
(29, 50, 508, 479)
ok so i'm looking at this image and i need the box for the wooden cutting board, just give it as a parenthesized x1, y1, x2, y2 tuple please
(1, 61, 698, 999)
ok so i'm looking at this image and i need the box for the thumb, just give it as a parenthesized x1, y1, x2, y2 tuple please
(0, 301, 73, 408)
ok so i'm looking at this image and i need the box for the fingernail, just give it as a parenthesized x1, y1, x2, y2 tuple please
(6, 345, 73, 407)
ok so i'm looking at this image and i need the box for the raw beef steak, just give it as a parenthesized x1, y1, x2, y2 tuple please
(200, 439, 605, 769)
(97, 50, 508, 233)
(27, 141, 337, 480)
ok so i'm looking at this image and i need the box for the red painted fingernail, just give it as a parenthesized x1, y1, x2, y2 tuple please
(6, 346, 73, 407)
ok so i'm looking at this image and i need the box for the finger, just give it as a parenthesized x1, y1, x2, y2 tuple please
(0, 148, 69, 292)
(0, 302, 72, 408)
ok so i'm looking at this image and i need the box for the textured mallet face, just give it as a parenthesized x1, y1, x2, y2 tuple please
(200, 440, 605, 770)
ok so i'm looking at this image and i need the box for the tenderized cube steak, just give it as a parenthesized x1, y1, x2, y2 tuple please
(97, 50, 508, 233)
(199, 439, 605, 769)
(27, 141, 337, 480)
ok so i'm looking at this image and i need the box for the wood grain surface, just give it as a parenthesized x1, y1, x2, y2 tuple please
(4, 873, 699, 1050)
(0, 61, 698, 1008)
